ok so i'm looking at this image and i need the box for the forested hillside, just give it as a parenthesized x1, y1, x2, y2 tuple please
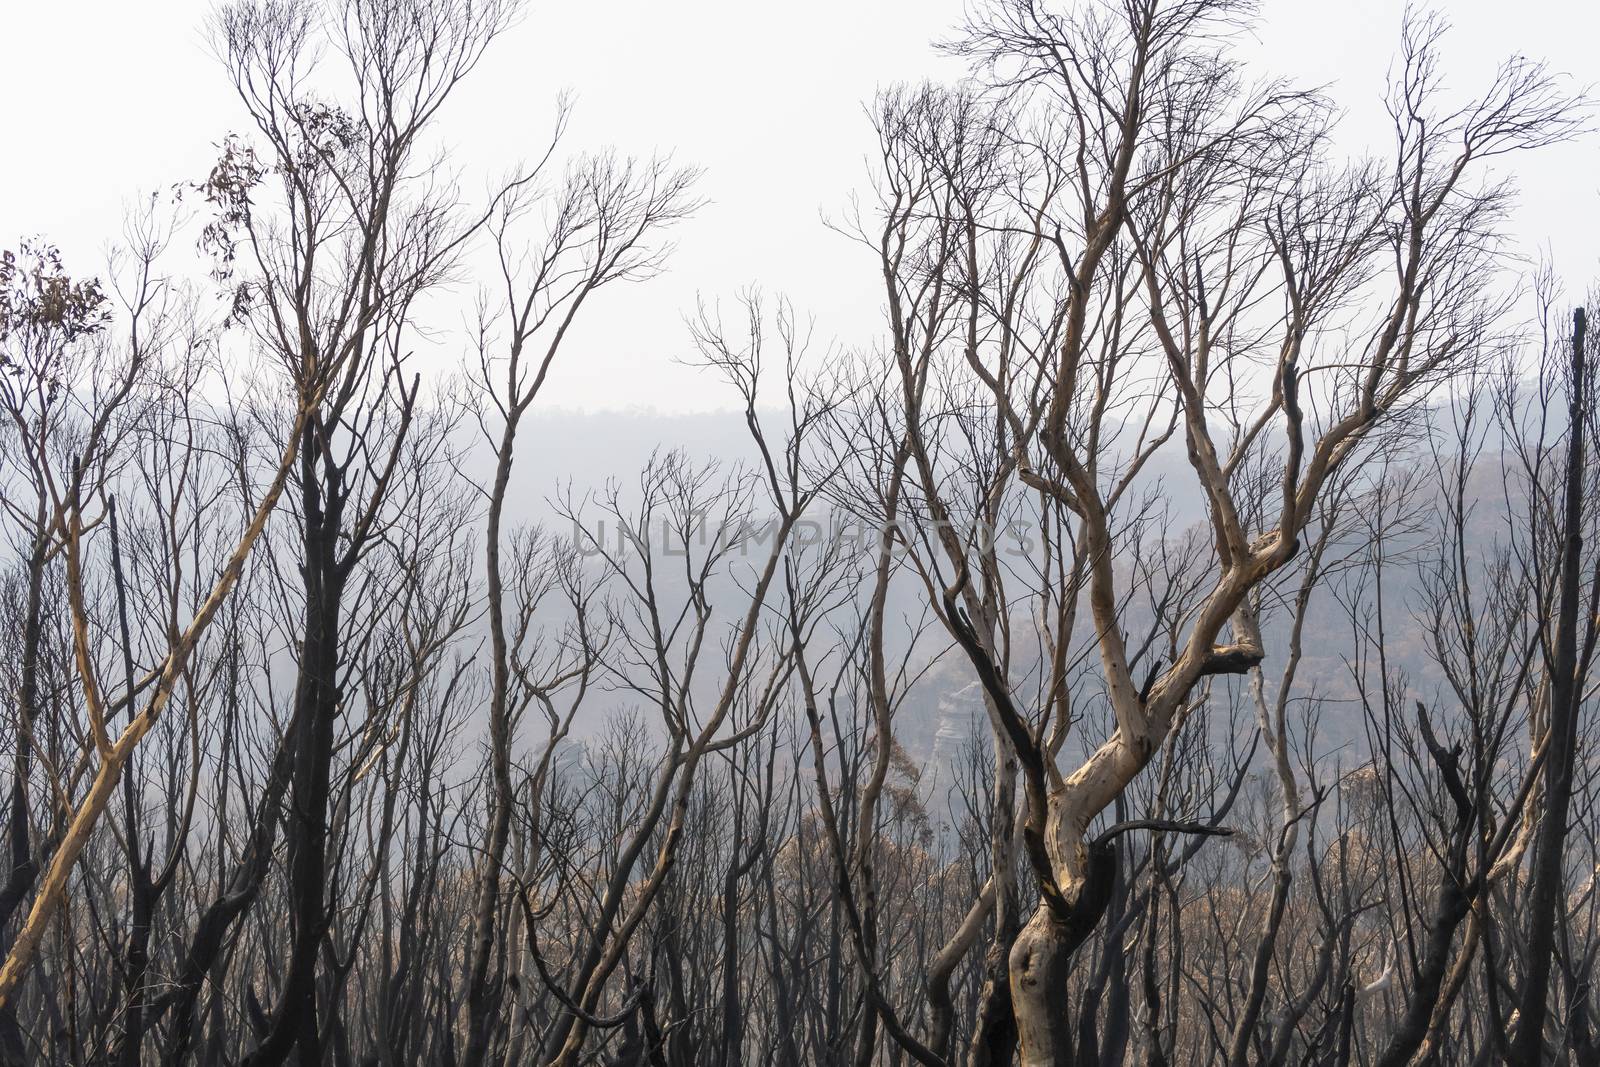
(1, 1, 1597, 1064)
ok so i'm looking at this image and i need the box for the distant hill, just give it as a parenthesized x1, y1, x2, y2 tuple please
(479, 407, 1534, 778)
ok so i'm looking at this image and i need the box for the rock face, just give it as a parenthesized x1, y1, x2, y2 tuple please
(928, 679, 981, 776)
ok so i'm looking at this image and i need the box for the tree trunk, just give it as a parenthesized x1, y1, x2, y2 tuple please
(1512, 306, 1588, 1065)
(1009, 843, 1116, 1067)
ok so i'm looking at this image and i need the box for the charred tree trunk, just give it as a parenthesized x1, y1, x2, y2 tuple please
(1512, 307, 1589, 1065)
(0, 533, 46, 1067)
(242, 433, 349, 1067)
(1008, 843, 1117, 1067)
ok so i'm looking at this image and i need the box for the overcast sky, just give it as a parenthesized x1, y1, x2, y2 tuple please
(3, 0, 1596, 413)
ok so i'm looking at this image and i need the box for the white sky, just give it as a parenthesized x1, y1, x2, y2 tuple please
(3, 0, 1597, 413)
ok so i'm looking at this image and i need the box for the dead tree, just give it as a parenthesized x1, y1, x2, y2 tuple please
(859, 4, 1582, 1062)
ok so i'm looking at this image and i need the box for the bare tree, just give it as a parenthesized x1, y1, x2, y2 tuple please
(846, 4, 1582, 1063)
(3, 3, 1598, 1065)
(462, 140, 698, 1066)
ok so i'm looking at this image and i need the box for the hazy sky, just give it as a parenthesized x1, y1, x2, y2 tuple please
(3, 0, 1596, 413)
